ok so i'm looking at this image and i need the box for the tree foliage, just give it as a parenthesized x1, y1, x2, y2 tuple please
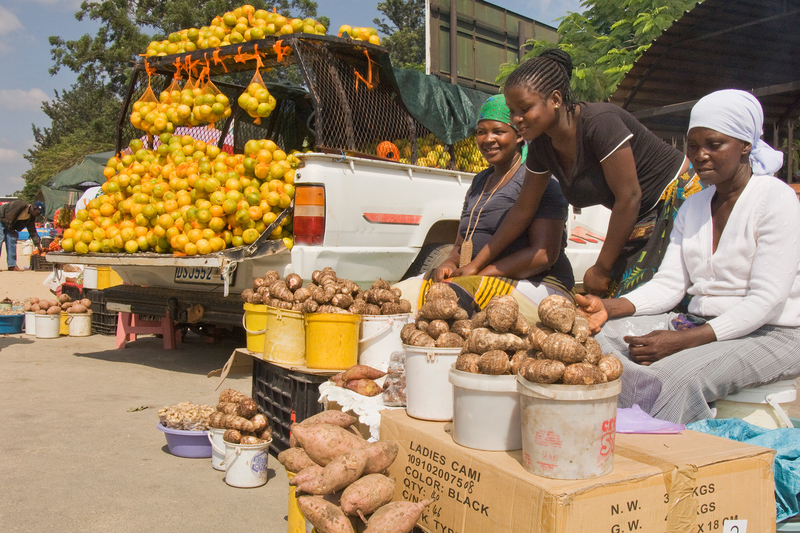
(373, 0, 424, 71)
(497, 0, 698, 101)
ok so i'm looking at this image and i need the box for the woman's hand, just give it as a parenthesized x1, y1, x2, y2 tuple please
(582, 264, 612, 296)
(451, 262, 480, 278)
(574, 293, 608, 334)
(623, 330, 684, 365)
(432, 260, 457, 282)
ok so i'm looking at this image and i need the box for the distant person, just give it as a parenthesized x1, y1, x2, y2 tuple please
(454, 49, 702, 297)
(0, 200, 44, 271)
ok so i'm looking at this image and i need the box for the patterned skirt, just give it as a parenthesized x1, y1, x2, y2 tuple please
(607, 171, 703, 298)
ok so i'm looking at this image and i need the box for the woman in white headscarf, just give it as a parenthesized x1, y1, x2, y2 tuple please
(575, 89, 800, 424)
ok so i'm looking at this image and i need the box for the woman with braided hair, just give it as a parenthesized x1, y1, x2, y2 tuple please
(454, 49, 702, 298)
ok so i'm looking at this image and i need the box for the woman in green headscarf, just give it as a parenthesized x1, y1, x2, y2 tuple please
(430, 94, 574, 306)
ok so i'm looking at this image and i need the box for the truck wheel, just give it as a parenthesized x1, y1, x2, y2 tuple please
(401, 243, 454, 279)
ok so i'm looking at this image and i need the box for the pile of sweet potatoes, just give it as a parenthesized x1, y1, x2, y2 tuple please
(278, 410, 431, 533)
(514, 295, 623, 385)
(400, 282, 471, 348)
(329, 364, 387, 397)
(209, 389, 272, 445)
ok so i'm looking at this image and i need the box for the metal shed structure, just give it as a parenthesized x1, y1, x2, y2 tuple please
(609, 0, 800, 181)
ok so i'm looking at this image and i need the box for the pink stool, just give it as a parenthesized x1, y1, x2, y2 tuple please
(115, 312, 181, 349)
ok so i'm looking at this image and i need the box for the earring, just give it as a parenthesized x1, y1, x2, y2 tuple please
(554, 104, 559, 109)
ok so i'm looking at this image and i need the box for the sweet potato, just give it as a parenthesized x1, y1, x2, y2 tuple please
(291, 423, 367, 466)
(289, 464, 325, 486)
(340, 474, 396, 516)
(407, 330, 435, 347)
(297, 496, 355, 533)
(296, 446, 369, 495)
(362, 441, 399, 475)
(223, 429, 242, 444)
(342, 365, 387, 382)
(541, 332, 586, 364)
(279, 447, 320, 472)
(538, 294, 576, 333)
(345, 379, 383, 397)
(426, 282, 458, 301)
(300, 410, 359, 428)
(330, 372, 346, 387)
(598, 355, 624, 381)
(467, 328, 524, 354)
(426, 319, 449, 340)
(571, 315, 591, 343)
(435, 332, 463, 348)
(364, 499, 434, 533)
(455, 353, 481, 373)
(520, 359, 566, 384)
(478, 350, 511, 375)
(450, 319, 472, 339)
(417, 299, 459, 320)
(562, 362, 608, 385)
(238, 397, 259, 419)
(485, 295, 519, 333)
(582, 337, 603, 365)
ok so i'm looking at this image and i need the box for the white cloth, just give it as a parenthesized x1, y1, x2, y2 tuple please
(624, 174, 800, 341)
(75, 186, 103, 212)
(687, 89, 783, 175)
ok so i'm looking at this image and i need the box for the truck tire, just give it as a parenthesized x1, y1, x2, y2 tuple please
(401, 243, 454, 279)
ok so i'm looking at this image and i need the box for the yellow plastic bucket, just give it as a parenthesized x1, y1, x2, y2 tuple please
(286, 472, 306, 533)
(59, 313, 69, 335)
(264, 306, 306, 365)
(304, 313, 361, 370)
(242, 303, 268, 353)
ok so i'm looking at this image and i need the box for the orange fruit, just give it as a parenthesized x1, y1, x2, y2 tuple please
(242, 228, 260, 244)
(196, 239, 212, 255)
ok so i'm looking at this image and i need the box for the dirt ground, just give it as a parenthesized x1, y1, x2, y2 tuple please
(1, 270, 797, 532)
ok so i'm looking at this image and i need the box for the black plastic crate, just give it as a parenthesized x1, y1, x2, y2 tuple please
(84, 289, 117, 335)
(60, 284, 82, 302)
(84, 288, 107, 306)
(252, 359, 328, 455)
(30, 255, 53, 271)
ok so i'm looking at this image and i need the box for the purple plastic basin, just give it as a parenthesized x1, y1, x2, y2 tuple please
(0, 314, 24, 334)
(156, 423, 212, 458)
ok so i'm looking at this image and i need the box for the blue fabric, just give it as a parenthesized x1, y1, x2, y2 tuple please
(0, 222, 17, 268)
(687, 418, 800, 521)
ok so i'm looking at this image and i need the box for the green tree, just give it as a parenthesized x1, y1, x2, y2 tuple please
(497, 0, 698, 101)
(373, 0, 424, 71)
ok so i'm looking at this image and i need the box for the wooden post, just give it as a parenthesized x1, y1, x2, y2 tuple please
(450, 0, 458, 84)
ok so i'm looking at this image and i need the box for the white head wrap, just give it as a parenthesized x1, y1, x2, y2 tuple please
(688, 89, 783, 175)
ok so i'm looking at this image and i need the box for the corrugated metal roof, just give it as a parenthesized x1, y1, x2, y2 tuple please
(610, 0, 800, 139)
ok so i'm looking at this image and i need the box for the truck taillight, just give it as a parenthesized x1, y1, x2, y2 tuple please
(293, 185, 325, 245)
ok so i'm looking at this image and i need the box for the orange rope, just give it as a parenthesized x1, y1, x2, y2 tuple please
(354, 50, 378, 91)
(172, 58, 183, 79)
(183, 55, 201, 79)
(274, 40, 291, 63)
(212, 48, 228, 73)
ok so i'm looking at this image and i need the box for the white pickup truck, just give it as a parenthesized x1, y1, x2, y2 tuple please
(48, 152, 609, 326)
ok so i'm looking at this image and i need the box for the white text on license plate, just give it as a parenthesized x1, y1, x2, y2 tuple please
(174, 266, 224, 284)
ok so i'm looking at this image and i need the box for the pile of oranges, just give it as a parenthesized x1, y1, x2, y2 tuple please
(144, 4, 327, 57)
(63, 134, 299, 256)
(337, 25, 381, 45)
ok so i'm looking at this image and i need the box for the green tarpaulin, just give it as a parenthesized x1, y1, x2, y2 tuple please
(47, 151, 113, 190)
(39, 186, 82, 220)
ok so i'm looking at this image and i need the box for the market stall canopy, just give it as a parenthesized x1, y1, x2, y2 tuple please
(39, 186, 81, 220)
(47, 151, 114, 190)
(610, 0, 800, 141)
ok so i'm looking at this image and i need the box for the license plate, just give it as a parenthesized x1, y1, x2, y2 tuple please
(174, 266, 226, 285)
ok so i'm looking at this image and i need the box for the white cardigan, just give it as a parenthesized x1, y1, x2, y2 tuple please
(624, 174, 800, 341)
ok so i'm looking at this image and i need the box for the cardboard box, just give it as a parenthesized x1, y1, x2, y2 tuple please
(381, 410, 776, 533)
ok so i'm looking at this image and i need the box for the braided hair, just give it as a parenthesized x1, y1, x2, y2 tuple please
(505, 48, 575, 112)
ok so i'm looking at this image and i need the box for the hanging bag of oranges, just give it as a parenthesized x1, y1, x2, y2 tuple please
(235, 46, 276, 125)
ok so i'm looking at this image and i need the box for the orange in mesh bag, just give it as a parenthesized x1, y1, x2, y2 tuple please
(235, 49, 275, 125)
(130, 61, 172, 137)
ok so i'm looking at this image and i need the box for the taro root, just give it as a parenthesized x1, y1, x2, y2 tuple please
(435, 332, 463, 348)
(223, 429, 242, 444)
(477, 350, 511, 375)
(426, 320, 449, 340)
(520, 359, 566, 384)
(400, 323, 418, 344)
(415, 319, 430, 333)
(372, 278, 391, 290)
(511, 313, 531, 336)
(467, 328, 525, 354)
(571, 315, 591, 343)
(598, 355, 624, 381)
(331, 293, 354, 309)
(582, 337, 603, 365)
(510, 349, 532, 374)
(417, 299, 459, 320)
(562, 362, 608, 385)
(541, 332, 586, 364)
(286, 273, 303, 292)
(363, 304, 381, 315)
(528, 322, 553, 351)
(240, 289, 255, 303)
(426, 282, 458, 302)
(293, 287, 311, 302)
(471, 310, 489, 329)
(538, 294, 576, 333)
(452, 307, 469, 321)
(455, 353, 480, 373)
(450, 319, 472, 339)
(485, 295, 519, 333)
(380, 299, 411, 315)
(407, 330, 435, 347)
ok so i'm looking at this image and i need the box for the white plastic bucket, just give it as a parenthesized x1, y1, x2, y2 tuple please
(449, 365, 521, 451)
(83, 266, 98, 290)
(715, 379, 798, 429)
(25, 311, 36, 335)
(222, 439, 272, 488)
(404, 344, 461, 421)
(66, 313, 92, 337)
(207, 427, 226, 471)
(21, 240, 34, 255)
(517, 375, 621, 480)
(359, 313, 411, 383)
(35, 314, 61, 339)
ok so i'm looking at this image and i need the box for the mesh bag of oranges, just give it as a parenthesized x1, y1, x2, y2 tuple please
(237, 70, 276, 125)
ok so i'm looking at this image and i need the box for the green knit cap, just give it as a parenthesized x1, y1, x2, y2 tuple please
(477, 94, 514, 128)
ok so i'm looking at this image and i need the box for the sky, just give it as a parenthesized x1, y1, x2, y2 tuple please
(0, 0, 581, 197)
